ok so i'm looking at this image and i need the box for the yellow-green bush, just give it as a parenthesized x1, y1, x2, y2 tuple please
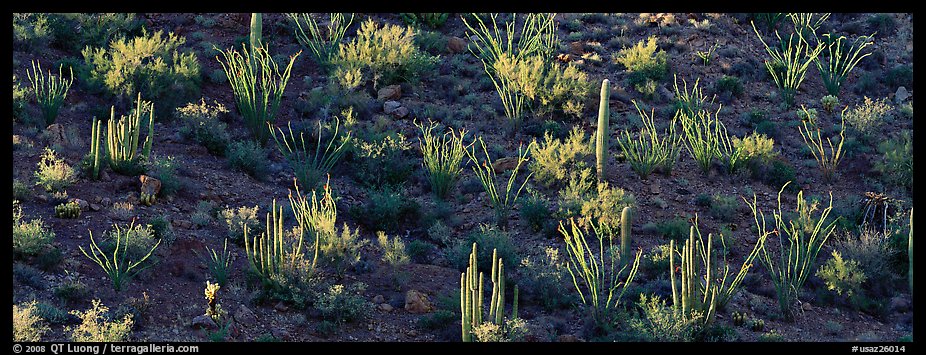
(614, 36, 668, 93)
(13, 301, 50, 342)
(69, 300, 134, 342)
(529, 126, 592, 187)
(334, 19, 437, 90)
(34, 147, 76, 192)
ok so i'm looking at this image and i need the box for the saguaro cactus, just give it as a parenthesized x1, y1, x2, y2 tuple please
(596, 79, 610, 181)
(250, 13, 263, 49)
(910, 208, 914, 295)
(460, 243, 518, 342)
(620, 206, 632, 268)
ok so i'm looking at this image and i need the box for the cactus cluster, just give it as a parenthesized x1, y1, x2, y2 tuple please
(140, 193, 156, 206)
(244, 200, 298, 283)
(749, 318, 765, 332)
(732, 311, 747, 327)
(27, 60, 73, 126)
(106, 94, 154, 175)
(460, 243, 519, 342)
(54, 201, 81, 219)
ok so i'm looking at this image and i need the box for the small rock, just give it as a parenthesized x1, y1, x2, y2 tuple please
(191, 315, 218, 331)
(492, 157, 520, 174)
(373, 295, 385, 304)
(234, 305, 257, 326)
(404, 290, 432, 314)
(44, 124, 68, 147)
(274, 302, 289, 312)
(447, 36, 467, 53)
(569, 41, 584, 55)
(801, 302, 813, 312)
(100, 171, 111, 182)
(378, 303, 394, 312)
(392, 106, 409, 118)
(649, 183, 661, 195)
(895, 86, 910, 104)
(93, 196, 102, 204)
(407, 330, 418, 337)
(101, 197, 112, 207)
(175, 220, 193, 230)
(557, 334, 579, 342)
(89, 204, 101, 212)
(377, 85, 402, 101)
(68, 198, 90, 211)
(384, 101, 403, 115)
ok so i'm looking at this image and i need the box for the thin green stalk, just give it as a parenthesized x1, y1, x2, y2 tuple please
(416, 121, 471, 199)
(618, 101, 682, 178)
(288, 13, 354, 68)
(798, 106, 846, 181)
(270, 119, 351, 189)
(27, 60, 73, 126)
(751, 22, 824, 107)
(79, 222, 162, 292)
(815, 33, 874, 96)
(465, 138, 532, 227)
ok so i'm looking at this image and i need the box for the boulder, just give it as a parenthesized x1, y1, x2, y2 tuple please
(139, 175, 162, 197)
(384, 101, 403, 115)
(191, 315, 218, 331)
(404, 290, 432, 314)
(492, 157, 521, 174)
(44, 124, 68, 147)
(378, 85, 402, 101)
(895, 86, 910, 104)
(68, 198, 90, 211)
(234, 305, 257, 326)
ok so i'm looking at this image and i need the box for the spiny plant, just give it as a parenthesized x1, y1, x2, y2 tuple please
(55, 201, 81, 219)
(244, 199, 315, 288)
(909, 208, 913, 295)
(617, 101, 683, 179)
(744, 182, 838, 321)
(416, 121, 471, 199)
(751, 22, 824, 107)
(79, 221, 162, 292)
(27, 60, 73, 126)
(88, 118, 103, 180)
(559, 213, 641, 326)
(197, 239, 233, 286)
(217, 43, 300, 144)
(787, 13, 831, 41)
(798, 106, 846, 181)
(460, 243, 520, 342)
(694, 42, 719, 66)
(465, 138, 532, 227)
(673, 75, 714, 119)
(814, 33, 875, 97)
(270, 119, 351, 189)
(287, 178, 336, 273)
(105, 93, 154, 175)
(288, 13, 354, 68)
(400, 13, 449, 29)
(677, 106, 724, 174)
(716, 119, 747, 174)
(595, 79, 609, 181)
(34, 147, 76, 192)
(669, 216, 766, 326)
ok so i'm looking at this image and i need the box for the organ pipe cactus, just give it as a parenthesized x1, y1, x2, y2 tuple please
(596, 79, 610, 181)
(106, 93, 154, 175)
(89, 117, 103, 180)
(460, 243, 518, 342)
(910, 208, 914, 295)
(620, 206, 632, 269)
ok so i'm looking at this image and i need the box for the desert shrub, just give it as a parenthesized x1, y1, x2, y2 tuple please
(349, 187, 420, 233)
(145, 155, 181, 196)
(333, 19, 437, 90)
(407, 239, 435, 264)
(642, 216, 689, 242)
(835, 229, 898, 299)
(13, 13, 51, 48)
(13, 202, 55, 256)
(320, 224, 369, 277)
(13, 179, 31, 201)
(710, 194, 740, 223)
(191, 200, 217, 227)
(34, 302, 70, 325)
(226, 141, 270, 181)
(288, 13, 354, 69)
(13, 263, 45, 289)
(13, 75, 31, 123)
(558, 173, 635, 230)
(816, 250, 867, 298)
(54, 277, 89, 303)
(416, 121, 470, 199)
(147, 215, 174, 245)
(46, 13, 144, 52)
(885, 64, 913, 89)
(866, 14, 896, 34)
(641, 243, 673, 275)
(614, 36, 668, 95)
(760, 157, 796, 188)
(69, 300, 134, 342)
(82, 29, 200, 115)
(490, 54, 589, 120)
(529, 126, 592, 187)
(13, 301, 50, 342)
(449, 225, 518, 273)
(177, 99, 231, 156)
(314, 283, 373, 325)
(519, 189, 552, 233)
(377, 231, 410, 267)
(519, 247, 575, 310)
(472, 318, 529, 342)
(735, 132, 778, 165)
(271, 119, 351, 190)
(350, 132, 413, 188)
(873, 130, 912, 191)
(628, 294, 700, 342)
(821, 95, 840, 113)
(418, 309, 457, 331)
(220, 205, 261, 245)
(427, 220, 454, 246)
(414, 29, 448, 55)
(714, 75, 744, 99)
(400, 13, 449, 29)
(843, 96, 892, 135)
(34, 147, 76, 192)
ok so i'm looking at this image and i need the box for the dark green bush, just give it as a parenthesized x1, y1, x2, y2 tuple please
(449, 225, 518, 273)
(641, 216, 689, 242)
(177, 99, 231, 156)
(714, 75, 744, 100)
(710, 194, 740, 223)
(349, 132, 413, 188)
(519, 189, 552, 233)
(314, 283, 373, 325)
(519, 247, 575, 310)
(885, 65, 913, 89)
(145, 156, 182, 196)
(226, 141, 270, 181)
(874, 130, 912, 191)
(349, 187, 420, 233)
(48, 13, 144, 52)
